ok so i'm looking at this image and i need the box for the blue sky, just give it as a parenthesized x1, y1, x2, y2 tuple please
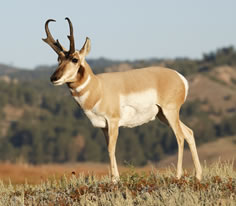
(1, 0, 236, 69)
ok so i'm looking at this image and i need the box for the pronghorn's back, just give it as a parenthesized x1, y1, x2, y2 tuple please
(97, 66, 187, 110)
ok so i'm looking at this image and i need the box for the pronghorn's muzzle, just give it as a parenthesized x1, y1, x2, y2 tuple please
(50, 71, 64, 85)
(50, 75, 58, 83)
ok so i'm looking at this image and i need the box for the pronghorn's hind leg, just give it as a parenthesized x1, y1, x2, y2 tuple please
(161, 108, 185, 179)
(156, 105, 169, 126)
(102, 128, 109, 146)
(180, 121, 202, 180)
(161, 107, 202, 180)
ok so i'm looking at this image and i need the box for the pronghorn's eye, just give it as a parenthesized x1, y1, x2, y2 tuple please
(72, 58, 78, 63)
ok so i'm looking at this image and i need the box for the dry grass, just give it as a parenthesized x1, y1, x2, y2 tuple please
(0, 136, 235, 205)
(0, 160, 235, 205)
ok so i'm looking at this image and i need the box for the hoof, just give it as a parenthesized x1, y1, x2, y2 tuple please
(196, 168, 202, 181)
(176, 171, 183, 179)
(111, 176, 120, 183)
(196, 173, 202, 181)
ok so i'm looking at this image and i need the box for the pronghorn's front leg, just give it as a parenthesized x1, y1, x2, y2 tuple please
(102, 120, 120, 182)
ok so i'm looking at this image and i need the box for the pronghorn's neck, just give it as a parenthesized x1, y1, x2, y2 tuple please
(67, 62, 101, 110)
(67, 61, 94, 91)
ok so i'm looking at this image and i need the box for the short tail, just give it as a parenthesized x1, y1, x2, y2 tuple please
(175, 71, 189, 101)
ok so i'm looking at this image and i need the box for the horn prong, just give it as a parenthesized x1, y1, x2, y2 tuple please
(42, 19, 65, 56)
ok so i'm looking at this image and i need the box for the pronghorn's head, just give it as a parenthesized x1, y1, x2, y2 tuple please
(42, 17, 91, 86)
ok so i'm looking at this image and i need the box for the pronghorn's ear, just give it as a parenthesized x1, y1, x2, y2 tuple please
(80, 37, 91, 57)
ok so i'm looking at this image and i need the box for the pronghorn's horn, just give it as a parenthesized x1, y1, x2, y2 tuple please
(65, 17, 75, 55)
(42, 19, 64, 56)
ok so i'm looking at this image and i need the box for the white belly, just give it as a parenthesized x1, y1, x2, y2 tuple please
(77, 89, 159, 128)
(119, 89, 159, 128)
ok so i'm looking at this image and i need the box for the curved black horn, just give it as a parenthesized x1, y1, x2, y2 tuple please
(44, 19, 56, 41)
(42, 19, 64, 55)
(65, 17, 75, 55)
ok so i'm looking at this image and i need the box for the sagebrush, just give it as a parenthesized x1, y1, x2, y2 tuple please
(0, 161, 235, 205)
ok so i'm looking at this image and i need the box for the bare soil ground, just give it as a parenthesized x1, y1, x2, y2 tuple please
(0, 162, 155, 184)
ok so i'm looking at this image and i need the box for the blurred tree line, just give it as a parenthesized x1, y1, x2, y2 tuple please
(0, 46, 235, 166)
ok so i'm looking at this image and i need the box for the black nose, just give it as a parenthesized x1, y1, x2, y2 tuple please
(50, 75, 58, 82)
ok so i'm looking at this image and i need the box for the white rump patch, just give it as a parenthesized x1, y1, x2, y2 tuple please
(76, 75, 91, 93)
(175, 71, 189, 101)
(119, 89, 159, 128)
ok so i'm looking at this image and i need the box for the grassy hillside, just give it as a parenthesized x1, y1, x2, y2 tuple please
(0, 46, 236, 166)
(0, 136, 234, 185)
(0, 161, 235, 205)
(157, 136, 236, 169)
(188, 66, 236, 118)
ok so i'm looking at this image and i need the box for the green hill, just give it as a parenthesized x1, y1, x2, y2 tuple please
(0, 46, 236, 165)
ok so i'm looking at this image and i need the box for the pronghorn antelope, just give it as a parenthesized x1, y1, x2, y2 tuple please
(43, 17, 202, 182)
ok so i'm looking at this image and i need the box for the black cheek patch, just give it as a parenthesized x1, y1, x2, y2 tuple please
(78, 65, 85, 75)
